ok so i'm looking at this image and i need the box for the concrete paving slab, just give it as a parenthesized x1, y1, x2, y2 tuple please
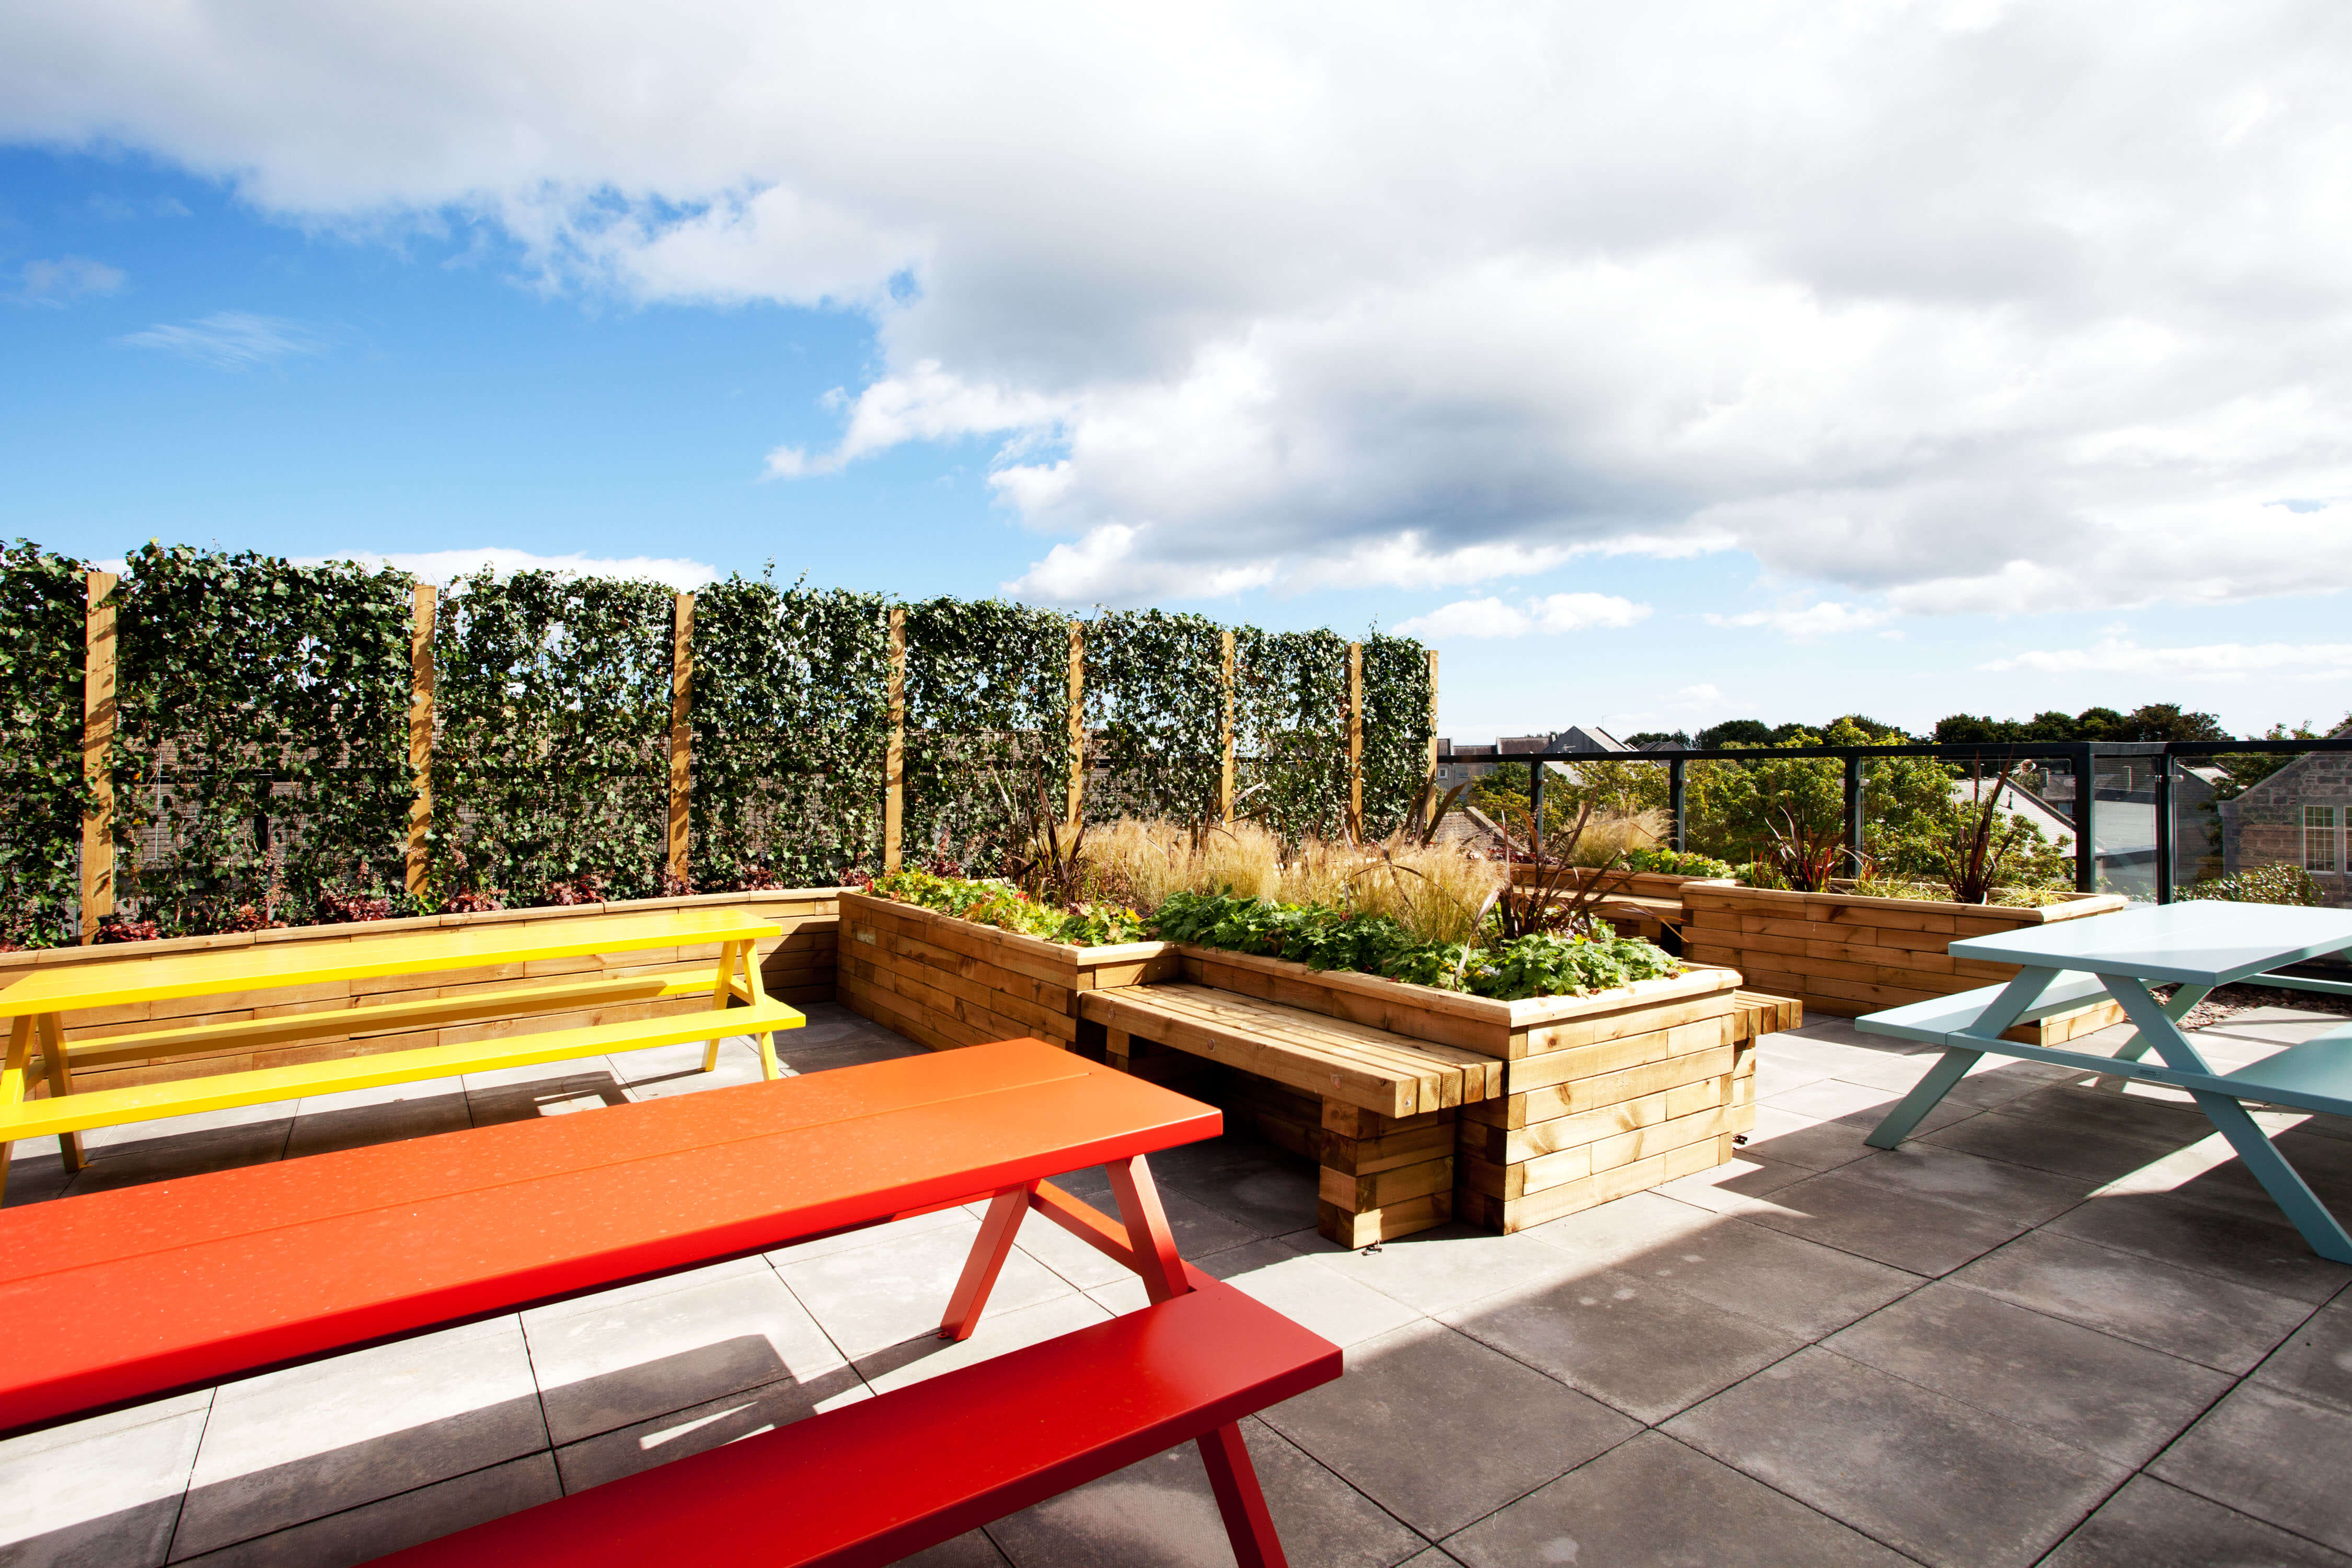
(2254, 1297, 2352, 1416)
(2046, 1191, 2352, 1305)
(67, 1120, 293, 1195)
(1734, 1106, 1883, 1171)
(896, 1532, 1013, 1566)
(1951, 1229, 2316, 1373)
(855, 1292, 1112, 1398)
(1758, 1077, 1901, 1122)
(173, 1452, 559, 1568)
(1650, 1153, 1816, 1214)
(1923, 1106, 2211, 1186)
(2042, 1474, 2352, 1568)
(1593, 1212, 1920, 1340)
(1443, 1267, 1803, 1424)
(1823, 1280, 2232, 1467)
(550, 1367, 868, 1493)
(0, 1398, 207, 1568)
(1444, 1431, 1910, 1568)
(2152, 1382, 2352, 1555)
(1730, 1169, 2030, 1276)
(1290, 1221, 1594, 1317)
(1666, 1346, 2125, 1568)
(1260, 1321, 1638, 1539)
(1521, 1189, 1716, 1267)
(775, 1212, 1077, 1363)
(284, 1090, 471, 1159)
(1830, 1142, 2095, 1225)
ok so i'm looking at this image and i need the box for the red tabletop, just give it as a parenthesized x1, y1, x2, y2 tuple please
(0, 1039, 1220, 1432)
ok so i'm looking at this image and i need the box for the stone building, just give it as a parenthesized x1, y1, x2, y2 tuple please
(2218, 736, 2352, 909)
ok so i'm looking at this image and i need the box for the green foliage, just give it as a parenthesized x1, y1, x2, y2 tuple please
(1084, 609, 1227, 829)
(1932, 704, 2230, 745)
(2177, 861, 2324, 908)
(691, 572, 888, 886)
(1148, 889, 1678, 1000)
(0, 541, 89, 945)
(1690, 718, 1956, 880)
(901, 597, 1073, 874)
(1233, 628, 1352, 844)
(1871, 785, 2073, 902)
(1358, 632, 1435, 837)
(430, 569, 674, 903)
(110, 544, 412, 936)
(1623, 846, 1734, 878)
(869, 869, 1147, 944)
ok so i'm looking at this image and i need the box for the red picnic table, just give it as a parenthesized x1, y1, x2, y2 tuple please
(0, 1037, 1341, 1567)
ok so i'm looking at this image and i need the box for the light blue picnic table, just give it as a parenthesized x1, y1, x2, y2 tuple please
(1857, 903, 2352, 1262)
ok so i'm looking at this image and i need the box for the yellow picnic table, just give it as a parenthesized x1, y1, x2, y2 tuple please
(0, 907, 803, 1199)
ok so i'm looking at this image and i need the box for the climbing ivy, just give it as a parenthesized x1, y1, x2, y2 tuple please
(0, 541, 89, 946)
(1234, 628, 1353, 844)
(690, 571, 890, 886)
(109, 544, 412, 936)
(430, 569, 674, 903)
(1360, 631, 1436, 836)
(1082, 609, 1229, 829)
(900, 598, 1073, 873)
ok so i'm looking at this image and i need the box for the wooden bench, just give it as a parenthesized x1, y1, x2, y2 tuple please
(1079, 982, 1502, 1247)
(1731, 988, 1804, 1042)
(0, 1040, 1339, 1566)
(0, 908, 798, 1198)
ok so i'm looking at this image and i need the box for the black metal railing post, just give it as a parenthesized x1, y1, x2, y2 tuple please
(1528, 759, 1545, 850)
(2072, 742, 2097, 893)
(1843, 755, 1864, 878)
(1669, 757, 1687, 854)
(2155, 753, 2174, 904)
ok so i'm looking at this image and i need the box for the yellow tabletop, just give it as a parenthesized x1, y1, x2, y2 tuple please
(0, 907, 783, 1017)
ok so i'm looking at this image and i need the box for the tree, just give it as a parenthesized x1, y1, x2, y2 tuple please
(1623, 730, 1689, 747)
(2117, 704, 2229, 743)
(1697, 719, 1774, 748)
(2072, 707, 2127, 741)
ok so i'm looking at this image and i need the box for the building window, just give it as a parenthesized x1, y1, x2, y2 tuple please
(2306, 806, 2342, 873)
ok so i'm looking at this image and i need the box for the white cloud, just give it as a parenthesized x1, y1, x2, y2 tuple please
(308, 547, 719, 591)
(10, 5, 2352, 608)
(115, 311, 324, 368)
(1704, 602, 1897, 641)
(1396, 593, 1650, 639)
(1678, 684, 1723, 702)
(13, 255, 123, 305)
(1981, 638, 2352, 680)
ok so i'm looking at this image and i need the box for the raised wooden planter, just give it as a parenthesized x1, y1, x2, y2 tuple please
(1509, 867, 1734, 944)
(0, 887, 843, 1096)
(1679, 883, 2131, 1042)
(1177, 946, 1753, 1233)
(835, 891, 1177, 1054)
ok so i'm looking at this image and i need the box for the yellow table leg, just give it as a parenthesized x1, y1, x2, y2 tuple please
(1, 1016, 31, 1205)
(739, 939, 780, 1081)
(36, 1013, 86, 1172)
(702, 940, 740, 1073)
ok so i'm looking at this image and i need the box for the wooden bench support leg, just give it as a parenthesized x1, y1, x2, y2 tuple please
(1316, 1101, 1455, 1248)
(939, 1183, 1036, 1341)
(36, 1014, 85, 1173)
(1196, 1419, 1290, 1568)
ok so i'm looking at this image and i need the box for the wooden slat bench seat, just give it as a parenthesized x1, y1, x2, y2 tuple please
(1080, 983, 1501, 1247)
(376, 1270, 1337, 1568)
(1731, 989, 1803, 1042)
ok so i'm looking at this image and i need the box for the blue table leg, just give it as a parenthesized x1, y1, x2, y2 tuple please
(1865, 1047, 1980, 1148)
(2189, 1091, 2352, 1264)
(2111, 984, 2210, 1064)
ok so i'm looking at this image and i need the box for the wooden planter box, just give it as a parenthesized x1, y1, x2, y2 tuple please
(1509, 867, 1734, 944)
(1679, 883, 2131, 1042)
(1177, 947, 1752, 1233)
(836, 891, 1177, 1054)
(0, 887, 843, 1095)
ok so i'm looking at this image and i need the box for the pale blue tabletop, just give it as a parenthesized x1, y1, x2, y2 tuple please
(1951, 903, 2352, 987)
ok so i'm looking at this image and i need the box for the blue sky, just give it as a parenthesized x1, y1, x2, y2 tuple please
(5, 6, 2348, 743)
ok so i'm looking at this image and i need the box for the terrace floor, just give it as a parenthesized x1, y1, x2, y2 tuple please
(6, 1001, 2352, 1567)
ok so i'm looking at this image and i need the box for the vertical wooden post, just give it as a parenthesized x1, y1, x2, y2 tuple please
(405, 584, 436, 898)
(1423, 648, 1441, 830)
(1346, 641, 1364, 842)
(1219, 630, 1237, 823)
(1066, 620, 1086, 827)
(668, 593, 694, 884)
(78, 570, 118, 943)
(884, 606, 905, 874)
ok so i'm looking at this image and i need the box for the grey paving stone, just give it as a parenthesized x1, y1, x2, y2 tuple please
(1214, 1245, 1426, 1348)
(551, 1368, 868, 1492)
(774, 1210, 1077, 1362)
(1665, 1346, 2125, 1568)
(1592, 1211, 1919, 1340)
(1290, 1221, 1589, 1317)
(1396, 1552, 1468, 1568)
(1444, 1431, 1910, 1568)
(524, 1256, 850, 1444)
(462, 1069, 629, 1126)
(1731, 1169, 2029, 1276)
(900, 1532, 1014, 1566)
(2254, 1297, 2352, 1415)
(985, 1416, 1423, 1568)
(857, 1292, 1112, 1397)
(1149, 1141, 1323, 1240)
(1442, 1267, 1803, 1424)
(173, 1452, 559, 1568)
(1751, 1059, 1835, 1099)
(1950, 1230, 2315, 1373)
(2152, 1382, 2352, 1555)
(1523, 1190, 1715, 1266)
(1821, 1280, 2232, 1466)
(1650, 1152, 1816, 1214)
(765, 1203, 974, 1266)
(78, 1099, 291, 1149)
(0, 1398, 207, 1568)
(1759, 1077, 1900, 1122)
(1922, 1109, 2192, 1186)
(1735, 1106, 1883, 1171)
(2046, 1191, 2352, 1306)
(2006, 1083, 2220, 1144)
(1831, 1142, 2094, 1225)
(1, 1147, 73, 1207)
(283, 1089, 471, 1159)
(1000, 1203, 1151, 1292)
(2041, 1474, 2352, 1568)
(67, 1120, 294, 1194)
(1260, 1321, 1637, 1539)
(171, 1316, 546, 1558)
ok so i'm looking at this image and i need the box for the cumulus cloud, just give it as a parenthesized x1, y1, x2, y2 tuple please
(309, 547, 719, 591)
(116, 311, 325, 368)
(1981, 638, 2352, 680)
(1704, 602, 1897, 641)
(1396, 593, 1651, 639)
(13, 255, 123, 305)
(10, 4, 2352, 606)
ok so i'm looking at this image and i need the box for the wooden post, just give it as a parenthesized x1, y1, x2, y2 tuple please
(668, 593, 694, 883)
(78, 570, 118, 943)
(1424, 648, 1441, 830)
(405, 584, 435, 898)
(1346, 641, 1364, 841)
(1219, 630, 1237, 823)
(1066, 619, 1086, 827)
(884, 606, 905, 874)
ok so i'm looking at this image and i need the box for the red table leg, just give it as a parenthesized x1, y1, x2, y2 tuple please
(938, 1182, 1035, 1341)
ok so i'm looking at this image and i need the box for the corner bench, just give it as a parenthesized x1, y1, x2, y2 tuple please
(1079, 982, 1503, 1246)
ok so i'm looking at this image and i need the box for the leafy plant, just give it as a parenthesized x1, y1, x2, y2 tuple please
(1482, 799, 1643, 940)
(1623, 846, 1735, 878)
(0, 539, 87, 946)
(1875, 761, 2072, 904)
(2178, 861, 2324, 907)
(869, 868, 1146, 945)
